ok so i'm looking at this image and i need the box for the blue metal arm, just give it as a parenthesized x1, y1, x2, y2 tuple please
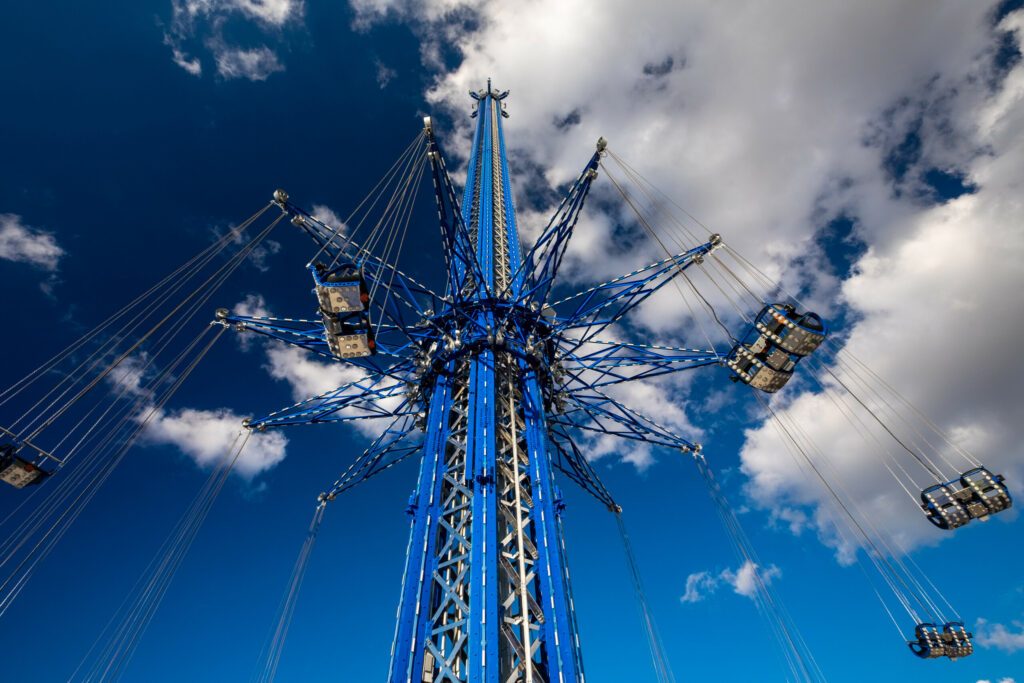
(320, 414, 422, 499)
(245, 366, 416, 430)
(284, 202, 448, 320)
(509, 152, 600, 305)
(214, 314, 419, 380)
(552, 240, 721, 346)
(425, 123, 491, 302)
(552, 387, 699, 452)
(547, 424, 618, 510)
(560, 338, 721, 388)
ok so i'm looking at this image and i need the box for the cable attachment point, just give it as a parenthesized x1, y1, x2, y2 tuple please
(214, 307, 229, 321)
(708, 233, 723, 250)
(273, 188, 289, 207)
(596, 136, 608, 154)
(241, 418, 266, 433)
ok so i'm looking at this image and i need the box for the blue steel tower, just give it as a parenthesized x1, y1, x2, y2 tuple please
(220, 81, 723, 681)
(390, 80, 580, 683)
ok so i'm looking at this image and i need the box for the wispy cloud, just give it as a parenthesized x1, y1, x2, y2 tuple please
(681, 560, 781, 603)
(0, 213, 64, 271)
(375, 59, 397, 89)
(976, 618, 1024, 654)
(164, 0, 302, 81)
(211, 44, 285, 81)
(311, 204, 348, 239)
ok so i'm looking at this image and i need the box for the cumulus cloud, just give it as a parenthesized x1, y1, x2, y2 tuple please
(264, 343, 366, 401)
(354, 0, 1024, 556)
(164, 0, 302, 80)
(142, 406, 288, 478)
(976, 618, 1024, 654)
(0, 213, 64, 271)
(680, 560, 781, 603)
(99, 338, 289, 478)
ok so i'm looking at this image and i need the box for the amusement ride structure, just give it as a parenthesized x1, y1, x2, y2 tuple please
(0, 82, 1015, 682)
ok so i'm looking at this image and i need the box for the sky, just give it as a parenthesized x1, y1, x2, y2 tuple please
(1, 1, 1023, 681)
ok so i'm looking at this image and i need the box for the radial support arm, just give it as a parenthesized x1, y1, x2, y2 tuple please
(553, 239, 722, 345)
(283, 201, 448, 320)
(424, 118, 491, 301)
(560, 338, 721, 388)
(245, 369, 415, 430)
(511, 149, 601, 305)
(552, 388, 700, 452)
(320, 414, 422, 499)
(214, 313, 419, 378)
(547, 424, 618, 510)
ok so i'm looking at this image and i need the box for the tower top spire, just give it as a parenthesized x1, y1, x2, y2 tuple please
(469, 78, 509, 117)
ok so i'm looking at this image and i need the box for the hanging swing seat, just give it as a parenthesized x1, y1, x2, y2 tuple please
(0, 444, 49, 489)
(323, 317, 376, 358)
(726, 334, 796, 393)
(311, 262, 369, 314)
(908, 621, 973, 660)
(310, 263, 376, 359)
(753, 303, 827, 357)
(726, 304, 827, 393)
(921, 467, 1012, 530)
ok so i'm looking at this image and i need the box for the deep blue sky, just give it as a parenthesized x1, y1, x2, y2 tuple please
(1, 2, 1021, 682)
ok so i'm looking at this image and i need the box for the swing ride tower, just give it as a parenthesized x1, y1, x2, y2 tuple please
(390, 82, 583, 682)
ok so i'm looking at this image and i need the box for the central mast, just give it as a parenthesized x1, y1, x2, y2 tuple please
(389, 82, 584, 683)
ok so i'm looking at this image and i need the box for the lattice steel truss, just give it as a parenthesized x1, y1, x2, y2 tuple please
(219, 81, 725, 682)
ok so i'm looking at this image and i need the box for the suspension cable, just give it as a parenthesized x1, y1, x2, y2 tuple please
(615, 512, 676, 683)
(254, 501, 327, 683)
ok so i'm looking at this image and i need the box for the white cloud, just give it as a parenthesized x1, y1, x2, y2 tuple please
(976, 618, 1024, 654)
(722, 560, 781, 599)
(680, 560, 781, 603)
(170, 47, 202, 76)
(358, 0, 1024, 556)
(105, 353, 154, 399)
(142, 406, 288, 478)
(311, 204, 349, 240)
(232, 293, 271, 318)
(164, 0, 302, 79)
(375, 59, 397, 89)
(213, 45, 285, 81)
(680, 571, 716, 604)
(976, 679, 1017, 683)
(264, 343, 366, 401)
(0, 213, 64, 271)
